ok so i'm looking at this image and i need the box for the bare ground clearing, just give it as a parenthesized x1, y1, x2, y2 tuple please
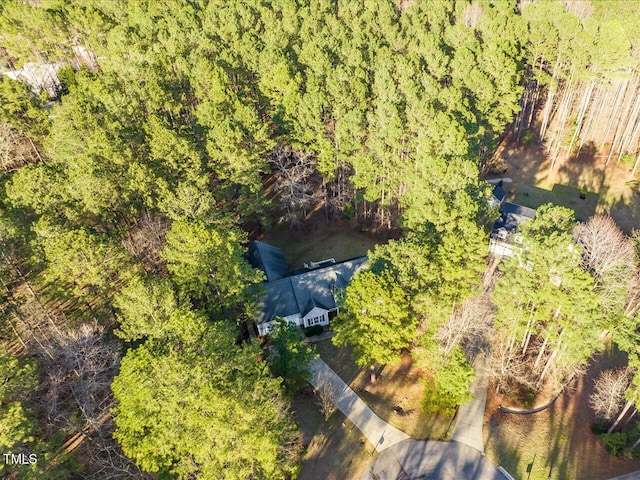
(315, 340, 454, 441)
(486, 134, 640, 232)
(292, 388, 374, 480)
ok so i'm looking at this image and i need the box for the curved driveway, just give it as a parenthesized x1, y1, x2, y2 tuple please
(359, 439, 509, 480)
(309, 358, 511, 479)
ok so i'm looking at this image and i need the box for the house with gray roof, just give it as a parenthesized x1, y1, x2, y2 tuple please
(489, 202, 537, 257)
(247, 241, 367, 336)
(247, 241, 289, 281)
(489, 185, 506, 208)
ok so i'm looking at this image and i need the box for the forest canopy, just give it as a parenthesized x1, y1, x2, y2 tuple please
(0, 0, 640, 478)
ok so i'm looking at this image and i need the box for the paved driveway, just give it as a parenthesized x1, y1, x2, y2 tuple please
(308, 357, 512, 479)
(359, 439, 510, 480)
(308, 359, 409, 452)
(451, 356, 490, 452)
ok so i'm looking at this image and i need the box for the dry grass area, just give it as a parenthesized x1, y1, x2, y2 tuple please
(484, 347, 639, 480)
(315, 340, 455, 441)
(261, 219, 379, 271)
(487, 135, 640, 232)
(292, 388, 375, 480)
(293, 340, 456, 479)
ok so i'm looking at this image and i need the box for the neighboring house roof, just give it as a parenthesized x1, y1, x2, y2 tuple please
(246, 241, 289, 281)
(492, 185, 506, 204)
(256, 256, 367, 326)
(493, 202, 536, 234)
(490, 201, 537, 249)
(501, 202, 536, 219)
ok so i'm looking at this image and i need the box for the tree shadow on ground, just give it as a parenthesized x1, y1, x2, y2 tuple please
(293, 389, 374, 480)
(489, 133, 640, 232)
(511, 183, 598, 222)
(609, 189, 640, 234)
(485, 353, 639, 480)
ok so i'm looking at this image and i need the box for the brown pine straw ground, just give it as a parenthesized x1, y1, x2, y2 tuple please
(485, 133, 640, 233)
(484, 348, 640, 480)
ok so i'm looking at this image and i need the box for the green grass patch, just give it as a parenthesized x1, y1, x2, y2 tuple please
(512, 183, 599, 222)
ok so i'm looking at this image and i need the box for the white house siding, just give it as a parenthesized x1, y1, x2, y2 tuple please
(257, 313, 303, 336)
(489, 239, 517, 257)
(303, 307, 329, 328)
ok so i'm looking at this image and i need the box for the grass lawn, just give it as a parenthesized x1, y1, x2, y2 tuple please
(261, 219, 379, 271)
(292, 388, 375, 480)
(483, 346, 640, 480)
(488, 135, 640, 232)
(314, 340, 455, 441)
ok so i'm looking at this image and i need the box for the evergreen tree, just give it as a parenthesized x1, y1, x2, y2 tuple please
(162, 219, 264, 313)
(267, 317, 318, 390)
(491, 205, 604, 391)
(112, 315, 299, 480)
(332, 270, 415, 367)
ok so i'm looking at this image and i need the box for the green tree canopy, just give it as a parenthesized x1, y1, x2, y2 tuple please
(267, 317, 318, 390)
(112, 315, 299, 480)
(332, 270, 415, 367)
(491, 204, 605, 390)
(162, 219, 264, 313)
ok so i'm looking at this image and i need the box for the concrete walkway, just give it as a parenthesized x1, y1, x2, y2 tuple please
(451, 356, 491, 453)
(308, 358, 410, 452)
(310, 356, 516, 479)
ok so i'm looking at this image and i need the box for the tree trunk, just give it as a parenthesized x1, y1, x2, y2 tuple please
(621, 407, 637, 428)
(533, 334, 548, 370)
(521, 308, 535, 355)
(539, 59, 561, 142)
(618, 88, 640, 163)
(608, 399, 634, 433)
(601, 79, 627, 152)
(538, 339, 561, 382)
(550, 74, 577, 171)
(607, 75, 639, 165)
(632, 152, 640, 178)
(579, 84, 606, 154)
(567, 80, 594, 157)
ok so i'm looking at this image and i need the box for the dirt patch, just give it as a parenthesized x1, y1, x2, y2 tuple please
(293, 388, 375, 480)
(484, 348, 639, 480)
(486, 134, 640, 232)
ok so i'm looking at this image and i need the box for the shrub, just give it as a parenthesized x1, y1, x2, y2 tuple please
(421, 347, 474, 414)
(343, 203, 355, 221)
(421, 378, 455, 414)
(619, 153, 635, 169)
(591, 422, 608, 435)
(521, 129, 535, 146)
(599, 432, 627, 456)
(303, 325, 324, 337)
(522, 390, 536, 409)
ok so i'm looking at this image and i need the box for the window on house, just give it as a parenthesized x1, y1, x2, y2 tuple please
(308, 315, 324, 326)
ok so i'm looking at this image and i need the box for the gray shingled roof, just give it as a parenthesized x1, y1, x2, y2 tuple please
(246, 241, 289, 282)
(492, 185, 506, 203)
(501, 202, 536, 219)
(256, 257, 367, 325)
(492, 202, 537, 234)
